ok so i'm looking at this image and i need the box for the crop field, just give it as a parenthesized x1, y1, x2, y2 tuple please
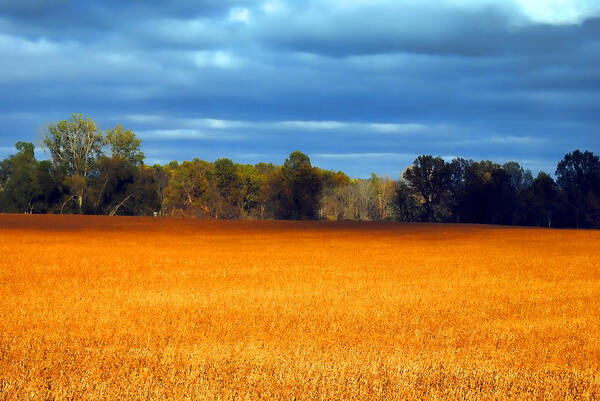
(0, 215, 599, 400)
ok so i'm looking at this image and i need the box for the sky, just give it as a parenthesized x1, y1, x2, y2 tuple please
(0, 0, 599, 178)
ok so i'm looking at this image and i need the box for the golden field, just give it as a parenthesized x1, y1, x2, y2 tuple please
(0, 215, 599, 400)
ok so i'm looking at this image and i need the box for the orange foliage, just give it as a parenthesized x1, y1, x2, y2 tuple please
(0, 215, 599, 399)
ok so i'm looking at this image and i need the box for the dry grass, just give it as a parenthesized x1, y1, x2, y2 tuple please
(0, 214, 599, 400)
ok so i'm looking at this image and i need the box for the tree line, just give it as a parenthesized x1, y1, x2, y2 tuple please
(0, 114, 598, 228)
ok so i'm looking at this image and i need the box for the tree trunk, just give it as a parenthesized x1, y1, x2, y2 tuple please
(77, 193, 83, 214)
(60, 195, 76, 214)
(109, 194, 133, 216)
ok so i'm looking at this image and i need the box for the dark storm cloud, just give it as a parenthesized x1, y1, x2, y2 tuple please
(0, 0, 598, 177)
(256, 3, 513, 57)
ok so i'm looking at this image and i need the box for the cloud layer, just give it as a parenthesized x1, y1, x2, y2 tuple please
(0, 0, 598, 177)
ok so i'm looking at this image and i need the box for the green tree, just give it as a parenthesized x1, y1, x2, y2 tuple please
(90, 127, 153, 215)
(150, 164, 172, 216)
(255, 162, 277, 219)
(446, 158, 473, 222)
(212, 158, 242, 218)
(456, 160, 498, 224)
(237, 164, 264, 218)
(403, 155, 449, 222)
(529, 172, 559, 228)
(393, 180, 419, 222)
(43, 114, 104, 213)
(34, 160, 66, 213)
(105, 124, 144, 165)
(98, 164, 159, 216)
(556, 150, 600, 228)
(164, 159, 211, 216)
(281, 151, 322, 220)
(262, 167, 290, 219)
(0, 142, 45, 213)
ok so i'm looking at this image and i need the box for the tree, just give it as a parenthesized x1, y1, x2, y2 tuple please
(104, 124, 144, 165)
(212, 158, 242, 219)
(369, 174, 396, 221)
(318, 169, 350, 220)
(393, 180, 419, 222)
(43, 114, 104, 213)
(262, 167, 291, 219)
(237, 164, 264, 218)
(584, 192, 600, 228)
(451, 160, 533, 226)
(500, 162, 533, 225)
(117, 165, 160, 216)
(150, 164, 172, 216)
(89, 157, 139, 215)
(281, 151, 323, 220)
(90, 126, 149, 215)
(0, 142, 41, 213)
(34, 160, 67, 213)
(446, 158, 473, 222)
(403, 155, 449, 222)
(353, 179, 376, 221)
(283, 151, 311, 171)
(488, 167, 519, 225)
(556, 150, 600, 228)
(529, 172, 559, 228)
(503, 161, 533, 193)
(163, 159, 210, 216)
(338, 183, 359, 220)
(255, 162, 277, 219)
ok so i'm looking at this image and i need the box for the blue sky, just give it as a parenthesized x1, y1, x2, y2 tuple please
(0, 0, 598, 177)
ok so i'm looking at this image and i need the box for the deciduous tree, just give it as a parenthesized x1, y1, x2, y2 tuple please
(0, 142, 40, 213)
(403, 155, 449, 222)
(105, 124, 144, 165)
(43, 114, 104, 213)
(282, 151, 322, 220)
(556, 150, 600, 228)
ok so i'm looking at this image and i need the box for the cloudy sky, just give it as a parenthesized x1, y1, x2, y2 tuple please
(1, 0, 599, 177)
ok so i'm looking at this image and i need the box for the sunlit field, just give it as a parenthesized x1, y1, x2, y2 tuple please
(0, 215, 599, 400)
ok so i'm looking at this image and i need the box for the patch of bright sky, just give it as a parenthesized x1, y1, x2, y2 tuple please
(262, 0, 284, 13)
(193, 51, 242, 69)
(513, 0, 600, 24)
(449, 0, 600, 23)
(229, 7, 250, 23)
(322, 0, 600, 24)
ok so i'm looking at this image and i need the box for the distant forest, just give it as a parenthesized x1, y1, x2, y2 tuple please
(1, 114, 599, 228)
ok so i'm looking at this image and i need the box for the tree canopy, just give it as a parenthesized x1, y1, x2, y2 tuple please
(43, 114, 104, 212)
(0, 114, 598, 228)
